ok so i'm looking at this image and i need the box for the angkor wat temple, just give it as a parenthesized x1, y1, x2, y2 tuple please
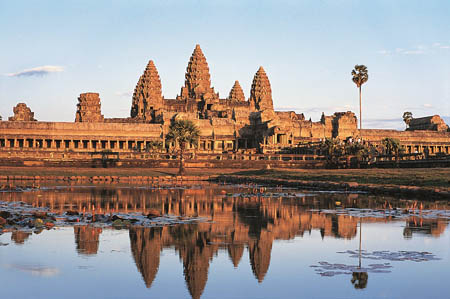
(1, 45, 449, 164)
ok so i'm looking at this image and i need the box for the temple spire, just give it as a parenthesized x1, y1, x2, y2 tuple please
(228, 80, 245, 102)
(131, 60, 163, 119)
(179, 44, 217, 100)
(249, 66, 273, 111)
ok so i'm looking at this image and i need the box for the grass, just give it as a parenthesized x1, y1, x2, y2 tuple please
(1, 166, 449, 189)
(232, 168, 450, 188)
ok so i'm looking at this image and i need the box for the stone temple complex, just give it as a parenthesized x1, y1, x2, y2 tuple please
(0, 44, 449, 166)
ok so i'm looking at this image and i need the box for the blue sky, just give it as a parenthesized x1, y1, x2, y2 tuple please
(1, 0, 449, 129)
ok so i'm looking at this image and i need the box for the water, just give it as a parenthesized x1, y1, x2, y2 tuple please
(1, 183, 449, 299)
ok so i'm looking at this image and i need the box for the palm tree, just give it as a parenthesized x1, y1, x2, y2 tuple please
(351, 65, 369, 138)
(166, 119, 200, 175)
(320, 138, 343, 167)
(381, 138, 402, 163)
(402, 111, 413, 129)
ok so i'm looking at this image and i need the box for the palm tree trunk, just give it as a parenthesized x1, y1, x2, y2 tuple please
(359, 217, 362, 269)
(178, 143, 185, 176)
(359, 86, 362, 139)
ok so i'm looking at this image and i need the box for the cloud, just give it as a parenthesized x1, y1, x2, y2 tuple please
(364, 117, 404, 130)
(115, 91, 133, 98)
(3, 264, 60, 277)
(423, 103, 433, 108)
(377, 50, 391, 55)
(402, 50, 425, 55)
(380, 42, 450, 56)
(6, 65, 64, 77)
(379, 47, 425, 55)
(275, 104, 355, 114)
(432, 43, 450, 49)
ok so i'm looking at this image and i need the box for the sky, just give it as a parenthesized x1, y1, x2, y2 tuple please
(1, 0, 449, 129)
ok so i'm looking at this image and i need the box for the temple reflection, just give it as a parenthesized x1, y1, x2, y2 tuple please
(403, 217, 448, 238)
(351, 272, 368, 289)
(1, 184, 449, 298)
(11, 230, 32, 245)
(74, 226, 102, 255)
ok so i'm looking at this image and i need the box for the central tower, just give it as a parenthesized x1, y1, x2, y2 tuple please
(179, 44, 218, 101)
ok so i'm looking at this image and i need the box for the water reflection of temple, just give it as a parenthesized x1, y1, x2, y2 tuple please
(74, 226, 102, 255)
(11, 231, 32, 245)
(1, 185, 449, 298)
(403, 217, 448, 238)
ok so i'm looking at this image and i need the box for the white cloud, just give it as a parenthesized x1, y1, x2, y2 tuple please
(402, 50, 425, 55)
(377, 43, 448, 56)
(115, 91, 133, 98)
(6, 65, 64, 77)
(432, 42, 450, 49)
(4, 264, 60, 277)
(275, 104, 355, 115)
(377, 50, 391, 55)
(423, 103, 433, 108)
(364, 117, 404, 130)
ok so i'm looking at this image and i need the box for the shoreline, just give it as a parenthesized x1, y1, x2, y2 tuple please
(213, 175, 450, 200)
(0, 166, 449, 199)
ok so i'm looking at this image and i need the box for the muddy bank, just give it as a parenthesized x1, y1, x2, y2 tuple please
(214, 175, 450, 200)
(0, 174, 214, 186)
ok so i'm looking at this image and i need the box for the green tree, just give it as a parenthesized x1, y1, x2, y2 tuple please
(320, 138, 344, 167)
(351, 65, 369, 138)
(381, 138, 402, 160)
(166, 119, 200, 175)
(402, 111, 413, 129)
(351, 272, 368, 289)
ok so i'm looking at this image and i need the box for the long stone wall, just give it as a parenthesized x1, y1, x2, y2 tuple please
(362, 129, 450, 154)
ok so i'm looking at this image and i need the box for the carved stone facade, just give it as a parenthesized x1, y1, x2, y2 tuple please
(75, 93, 104, 123)
(408, 115, 449, 132)
(249, 66, 273, 111)
(1, 44, 449, 157)
(131, 60, 164, 121)
(228, 81, 245, 102)
(8, 103, 36, 121)
(179, 44, 218, 101)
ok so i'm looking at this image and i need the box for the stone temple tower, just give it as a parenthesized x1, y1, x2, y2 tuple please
(75, 93, 104, 123)
(131, 60, 164, 120)
(179, 44, 218, 101)
(228, 80, 245, 102)
(249, 66, 273, 111)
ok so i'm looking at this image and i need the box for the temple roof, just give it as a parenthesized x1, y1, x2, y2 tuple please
(131, 60, 163, 118)
(249, 66, 273, 111)
(228, 80, 245, 102)
(180, 44, 216, 100)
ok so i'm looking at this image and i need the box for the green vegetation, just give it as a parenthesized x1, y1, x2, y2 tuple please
(381, 137, 402, 157)
(231, 168, 450, 189)
(402, 111, 413, 129)
(166, 119, 200, 175)
(1, 166, 449, 191)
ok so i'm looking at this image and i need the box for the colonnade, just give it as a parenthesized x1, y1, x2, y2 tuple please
(0, 137, 162, 152)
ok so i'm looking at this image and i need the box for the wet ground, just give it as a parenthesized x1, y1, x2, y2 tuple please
(0, 183, 449, 298)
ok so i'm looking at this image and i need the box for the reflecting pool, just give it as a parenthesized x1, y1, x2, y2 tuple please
(1, 183, 449, 298)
